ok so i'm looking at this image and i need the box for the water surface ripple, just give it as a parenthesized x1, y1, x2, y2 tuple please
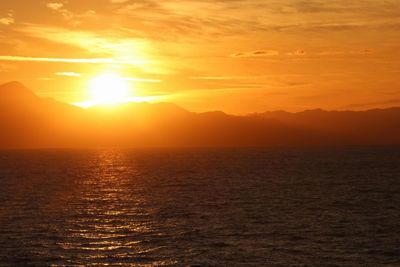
(0, 147, 399, 266)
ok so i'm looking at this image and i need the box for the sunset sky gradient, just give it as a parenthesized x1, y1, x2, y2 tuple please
(0, 0, 399, 114)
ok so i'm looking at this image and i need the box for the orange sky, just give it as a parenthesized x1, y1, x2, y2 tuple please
(0, 0, 399, 114)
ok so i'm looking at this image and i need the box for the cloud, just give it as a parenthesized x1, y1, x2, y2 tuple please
(0, 17, 14, 25)
(55, 72, 81, 77)
(191, 76, 267, 80)
(107, 0, 400, 40)
(110, 0, 131, 3)
(46, 2, 64, 11)
(287, 50, 307, 56)
(12, 24, 167, 74)
(230, 50, 279, 58)
(45, 1, 97, 26)
(230, 49, 309, 58)
(18, 24, 149, 61)
(192, 76, 247, 80)
(46, 2, 74, 21)
(0, 10, 14, 25)
(230, 48, 373, 58)
(276, 1, 343, 14)
(0, 55, 143, 65)
(318, 49, 373, 56)
(113, 1, 273, 40)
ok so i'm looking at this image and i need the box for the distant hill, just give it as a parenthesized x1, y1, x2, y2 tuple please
(1, 81, 400, 149)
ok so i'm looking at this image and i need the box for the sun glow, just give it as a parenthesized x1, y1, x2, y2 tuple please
(72, 72, 168, 108)
(89, 73, 130, 105)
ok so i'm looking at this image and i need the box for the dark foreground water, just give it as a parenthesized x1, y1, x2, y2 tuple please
(0, 147, 399, 266)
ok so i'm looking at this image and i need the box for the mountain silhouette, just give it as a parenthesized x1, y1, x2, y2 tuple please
(0, 81, 37, 102)
(1, 81, 400, 149)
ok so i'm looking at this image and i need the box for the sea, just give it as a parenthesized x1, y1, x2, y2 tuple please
(0, 146, 399, 266)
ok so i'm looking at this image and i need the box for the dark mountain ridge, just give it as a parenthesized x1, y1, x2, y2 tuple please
(1, 81, 400, 148)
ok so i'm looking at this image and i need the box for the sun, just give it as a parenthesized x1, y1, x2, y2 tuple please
(89, 73, 130, 105)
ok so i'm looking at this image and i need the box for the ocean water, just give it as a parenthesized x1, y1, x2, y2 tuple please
(0, 147, 399, 267)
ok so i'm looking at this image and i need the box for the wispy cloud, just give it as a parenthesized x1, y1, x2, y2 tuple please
(230, 50, 309, 58)
(46, 1, 97, 26)
(55, 72, 81, 77)
(286, 50, 307, 56)
(46, 2, 64, 11)
(318, 49, 373, 56)
(46, 2, 74, 21)
(230, 50, 279, 58)
(14, 24, 168, 73)
(107, 0, 400, 39)
(0, 10, 14, 25)
(0, 55, 143, 65)
(191, 76, 266, 80)
(110, 0, 130, 3)
(18, 24, 150, 63)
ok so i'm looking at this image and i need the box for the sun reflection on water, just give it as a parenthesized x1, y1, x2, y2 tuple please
(56, 150, 176, 266)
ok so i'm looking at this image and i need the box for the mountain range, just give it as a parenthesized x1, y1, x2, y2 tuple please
(1, 81, 400, 149)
